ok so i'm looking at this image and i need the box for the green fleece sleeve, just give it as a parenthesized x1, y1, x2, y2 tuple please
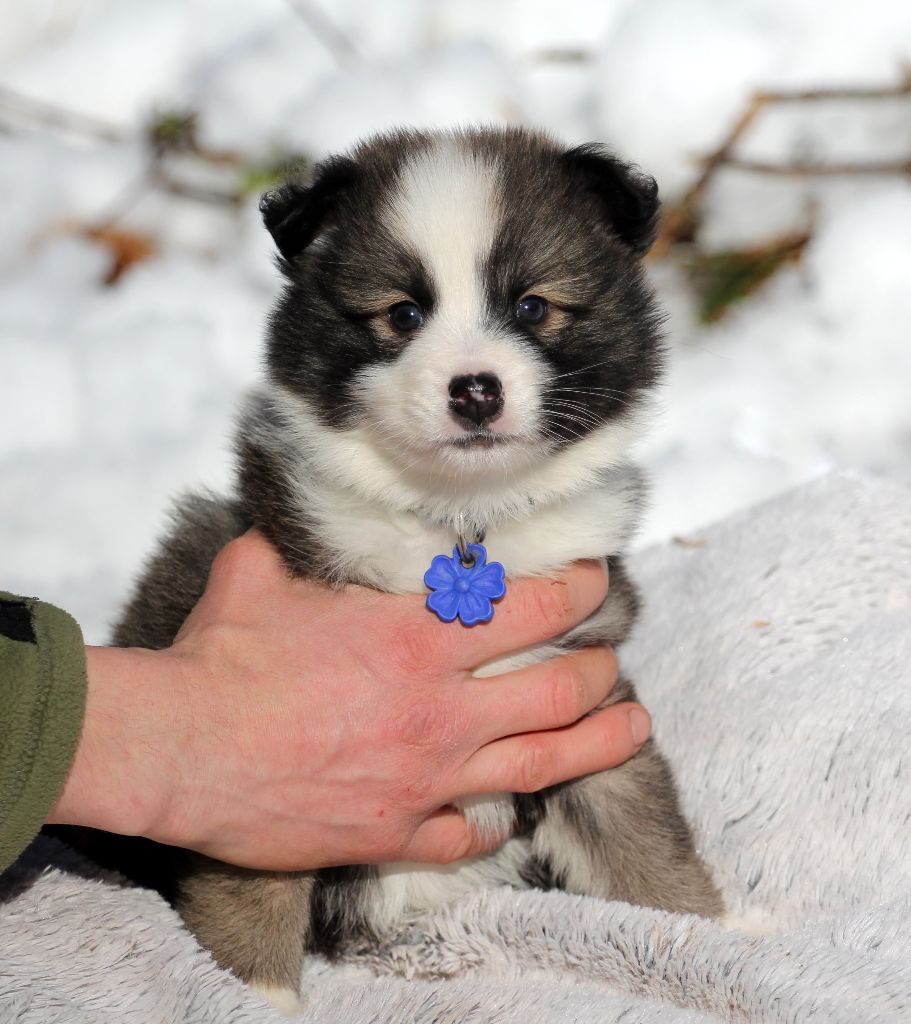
(0, 591, 87, 872)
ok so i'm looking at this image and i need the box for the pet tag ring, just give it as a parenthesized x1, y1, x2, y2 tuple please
(456, 512, 483, 567)
(424, 513, 506, 626)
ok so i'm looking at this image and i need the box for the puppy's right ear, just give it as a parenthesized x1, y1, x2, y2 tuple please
(259, 156, 358, 262)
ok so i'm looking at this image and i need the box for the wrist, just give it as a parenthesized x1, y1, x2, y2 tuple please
(46, 645, 188, 842)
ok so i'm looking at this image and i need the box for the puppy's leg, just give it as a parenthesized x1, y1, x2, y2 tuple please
(527, 681, 724, 919)
(177, 858, 314, 1015)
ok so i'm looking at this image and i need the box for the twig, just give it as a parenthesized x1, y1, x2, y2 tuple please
(652, 92, 766, 258)
(158, 175, 242, 207)
(652, 77, 911, 259)
(751, 81, 911, 104)
(519, 48, 595, 65)
(722, 158, 911, 176)
(284, 0, 359, 66)
(0, 86, 247, 172)
(90, 158, 241, 233)
(0, 85, 125, 143)
(89, 169, 157, 230)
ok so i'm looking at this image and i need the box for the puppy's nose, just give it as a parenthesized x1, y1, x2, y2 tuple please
(448, 373, 504, 428)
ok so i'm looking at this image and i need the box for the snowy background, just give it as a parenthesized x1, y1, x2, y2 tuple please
(1, 0, 910, 643)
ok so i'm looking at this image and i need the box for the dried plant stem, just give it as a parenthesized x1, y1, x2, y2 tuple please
(652, 92, 766, 258)
(753, 82, 911, 104)
(519, 48, 595, 65)
(0, 85, 125, 142)
(284, 0, 359, 66)
(723, 158, 911, 176)
(652, 77, 911, 259)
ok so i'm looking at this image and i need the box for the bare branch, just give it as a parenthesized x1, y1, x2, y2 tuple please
(652, 76, 911, 259)
(284, 0, 359, 66)
(0, 85, 126, 143)
(722, 158, 911, 176)
(158, 176, 242, 207)
(90, 169, 157, 231)
(652, 92, 766, 259)
(754, 81, 911, 104)
(519, 48, 595, 66)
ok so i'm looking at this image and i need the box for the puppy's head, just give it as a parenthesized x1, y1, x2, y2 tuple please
(260, 128, 663, 505)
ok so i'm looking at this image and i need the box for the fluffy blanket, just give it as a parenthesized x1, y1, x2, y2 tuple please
(2, 472, 909, 1023)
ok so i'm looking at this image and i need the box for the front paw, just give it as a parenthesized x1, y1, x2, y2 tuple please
(249, 982, 304, 1017)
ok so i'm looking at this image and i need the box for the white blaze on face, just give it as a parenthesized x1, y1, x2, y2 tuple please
(357, 138, 548, 461)
(389, 139, 498, 329)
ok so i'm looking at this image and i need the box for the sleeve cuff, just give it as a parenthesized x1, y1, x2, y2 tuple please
(0, 592, 87, 872)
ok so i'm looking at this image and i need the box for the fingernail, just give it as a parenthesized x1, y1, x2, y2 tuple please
(628, 707, 651, 747)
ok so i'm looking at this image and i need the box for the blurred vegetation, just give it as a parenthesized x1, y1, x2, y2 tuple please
(687, 234, 810, 324)
(239, 154, 312, 196)
(147, 108, 200, 154)
(651, 78, 911, 323)
(3, 74, 909, 304)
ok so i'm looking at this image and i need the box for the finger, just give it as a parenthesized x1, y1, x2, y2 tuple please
(456, 702, 651, 797)
(398, 807, 506, 864)
(459, 645, 619, 747)
(349, 559, 609, 685)
(439, 560, 610, 671)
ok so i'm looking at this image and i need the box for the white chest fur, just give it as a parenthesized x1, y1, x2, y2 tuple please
(302, 469, 642, 594)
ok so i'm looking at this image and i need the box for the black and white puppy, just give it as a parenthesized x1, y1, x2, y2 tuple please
(111, 126, 723, 1012)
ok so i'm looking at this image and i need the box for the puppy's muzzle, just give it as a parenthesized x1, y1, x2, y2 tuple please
(448, 373, 504, 429)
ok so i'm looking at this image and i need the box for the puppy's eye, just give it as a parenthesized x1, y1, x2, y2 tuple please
(388, 301, 424, 333)
(515, 295, 549, 325)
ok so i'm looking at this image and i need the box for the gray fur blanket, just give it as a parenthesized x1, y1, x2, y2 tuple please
(2, 472, 910, 1023)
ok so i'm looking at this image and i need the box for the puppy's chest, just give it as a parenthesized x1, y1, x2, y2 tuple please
(307, 484, 636, 593)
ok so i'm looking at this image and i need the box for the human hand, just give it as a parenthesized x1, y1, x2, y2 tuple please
(48, 530, 650, 870)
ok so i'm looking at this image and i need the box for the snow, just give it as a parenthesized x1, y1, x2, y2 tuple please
(1, 0, 909, 642)
(283, 41, 527, 157)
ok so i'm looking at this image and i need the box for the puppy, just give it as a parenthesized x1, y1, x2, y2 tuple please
(110, 127, 723, 1011)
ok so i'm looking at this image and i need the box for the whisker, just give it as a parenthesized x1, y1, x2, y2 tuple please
(545, 361, 611, 381)
(544, 396, 596, 419)
(548, 386, 634, 398)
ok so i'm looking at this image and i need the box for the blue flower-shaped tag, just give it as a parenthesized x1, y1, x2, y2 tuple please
(424, 543, 506, 626)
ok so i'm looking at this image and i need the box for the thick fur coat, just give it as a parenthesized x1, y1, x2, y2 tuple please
(100, 127, 722, 1009)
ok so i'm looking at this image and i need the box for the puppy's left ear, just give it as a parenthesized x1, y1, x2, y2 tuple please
(561, 145, 660, 255)
(259, 156, 358, 262)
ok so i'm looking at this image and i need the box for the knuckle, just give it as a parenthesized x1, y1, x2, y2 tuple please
(517, 737, 558, 793)
(544, 662, 585, 725)
(391, 621, 444, 679)
(390, 698, 454, 754)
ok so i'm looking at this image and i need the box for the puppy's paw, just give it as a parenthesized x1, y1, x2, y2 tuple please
(249, 982, 304, 1017)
